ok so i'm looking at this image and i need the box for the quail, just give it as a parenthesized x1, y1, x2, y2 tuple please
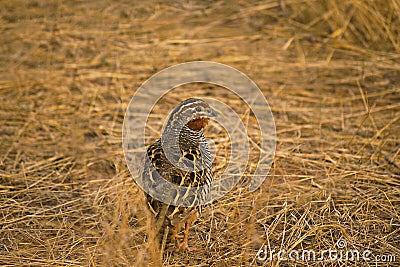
(140, 98, 216, 252)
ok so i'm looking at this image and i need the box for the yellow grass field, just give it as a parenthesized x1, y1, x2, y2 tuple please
(1, 0, 399, 266)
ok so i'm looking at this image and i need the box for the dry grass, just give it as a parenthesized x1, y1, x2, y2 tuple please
(1, 0, 400, 266)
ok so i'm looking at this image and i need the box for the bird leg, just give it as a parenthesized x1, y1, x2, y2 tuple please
(177, 212, 198, 251)
(170, 222, 184, 246)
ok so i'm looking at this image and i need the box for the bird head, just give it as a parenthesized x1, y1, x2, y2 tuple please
(166, 98, 217, 131)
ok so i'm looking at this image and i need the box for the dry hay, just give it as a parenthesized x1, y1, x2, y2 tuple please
(1, 0, 399, 266)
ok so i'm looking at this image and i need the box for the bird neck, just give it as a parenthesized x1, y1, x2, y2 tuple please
(162, 123, 204, 150)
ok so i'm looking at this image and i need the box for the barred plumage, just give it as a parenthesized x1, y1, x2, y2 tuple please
(141, 98, 216, 251)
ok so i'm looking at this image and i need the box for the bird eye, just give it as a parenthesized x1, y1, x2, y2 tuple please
(195, 106, 202, 112)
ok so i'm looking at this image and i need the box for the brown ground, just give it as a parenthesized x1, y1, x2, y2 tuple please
(1, 0, 400, 266)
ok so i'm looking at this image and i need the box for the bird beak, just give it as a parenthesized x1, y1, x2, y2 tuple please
(209, 109, 218, 118)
